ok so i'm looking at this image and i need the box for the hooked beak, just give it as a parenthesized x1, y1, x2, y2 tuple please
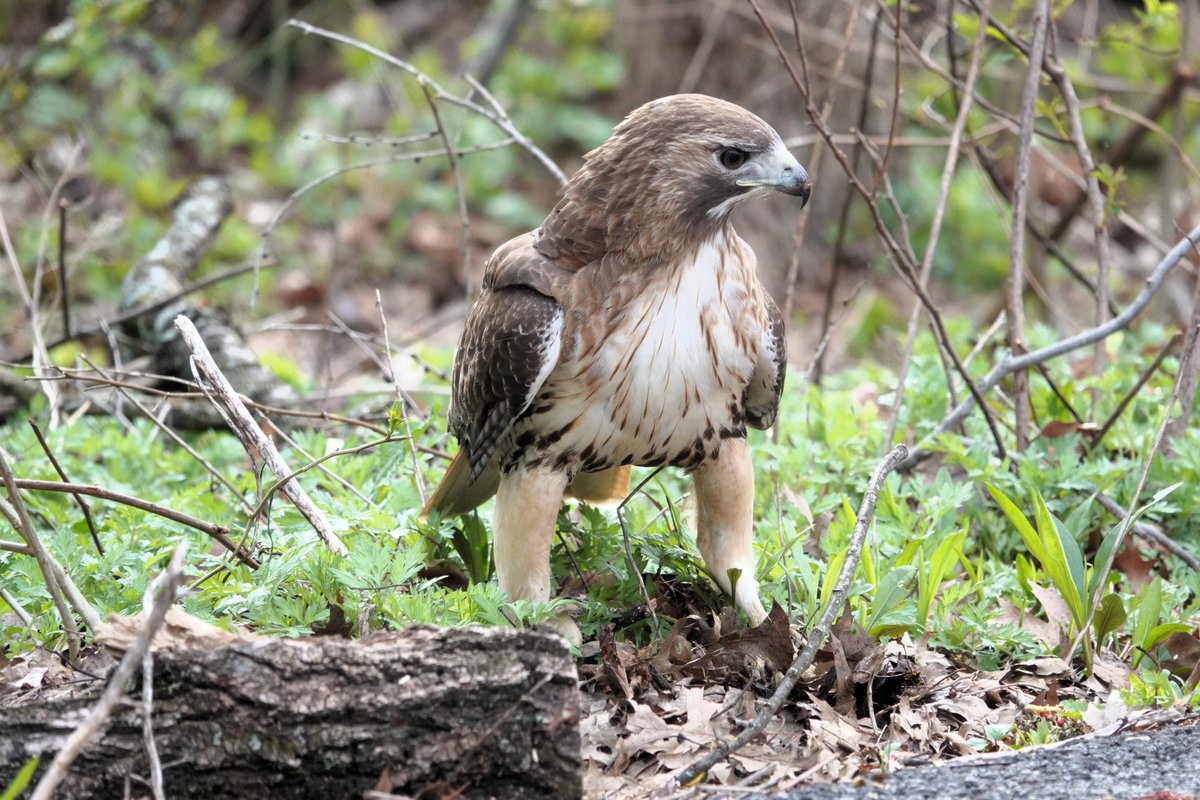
(737, 148, 811, 207)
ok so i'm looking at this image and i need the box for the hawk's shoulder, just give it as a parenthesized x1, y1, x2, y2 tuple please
(450, 232, 575, 482)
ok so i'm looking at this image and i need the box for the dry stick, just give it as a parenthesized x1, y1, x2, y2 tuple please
(142, 641, 165, 800)
(1005, 0, 1049, 454)
(1067, 321, 1200, 666)
(28, 418, 102, 555)
(675, 444, 908, 786)
(1042, 27, 1117, 412)
(48, 368, 391, 436)
(174, 315, 348, 555)
(288, 20, 565, 184)
(1094, 95, 1200, 186)
(900, 224, 1200, 469)
(968, 145, 1118, 317)
(779, 0, 865, 329)
(1164, 244, 1200, 443)
(0, 451, 95, 652)
(86, 368, 257, 515)
(0, 587, 33, 626)
(252, 141, 515, 276)
(1088, 331, 1182, 452)
(814, 11, 881, 386)
(29, 542, 188, 800)
(884, 0, 991, 451)
(748, 0, 1009, 465)
(0, 539, 33, 555)
(11, 478, 259, 568)
(58, 200, 70, 339)
(1032, 361, 1083, 424)
(376, 290, 428, 506)
(0, 203, 61, 421)
(1090, 489, 1199, 570)
(420, 83, 473, 304)
(1043, 63, 1196, 242)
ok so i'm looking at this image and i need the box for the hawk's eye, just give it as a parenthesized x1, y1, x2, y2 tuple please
(718, 148, 749, 169)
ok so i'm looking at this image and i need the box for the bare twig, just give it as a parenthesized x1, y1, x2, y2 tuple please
(1164, 241, 1200, 443)
(1088, 332, 1181, 452)
(0, 586, 33, 626)
(779, 0, 864, 327)
(617, 468, 666, 640)
(30, 542, 188, 800)
(749, 0, 1009, 464)
(885, 0, 990, 450)
(376, 290, 428, 506)
(1006, 0, 1049, 453)
(142, 642, 165, 800)
(0, 450, 96, 650)
(174, 314, 347, 555)
(11, 478, 259, 568)
(1090, 489, 1199, 570)
(28, 418, 102, 555)
(674, 444, 908, 786)
(58, 200, 71, 339)
(288, 20, 566, 184)
(901, 224, 1200, 468)
(420, 83, 473, 303)
(1067, 320, 1200, 665)
(815, 11, 882, 385)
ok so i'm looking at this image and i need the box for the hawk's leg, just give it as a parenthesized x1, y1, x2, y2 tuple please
(692, 437, 768, 625)
(493, 465, 578, 643)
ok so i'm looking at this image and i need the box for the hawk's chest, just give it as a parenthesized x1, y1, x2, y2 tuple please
(521, 238, 764, 472)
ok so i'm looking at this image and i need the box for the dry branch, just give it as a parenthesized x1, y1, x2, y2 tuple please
(28, 543, 188, 800)
(174, 314, 347, 555)
(11, 478, 259, 568)
(675, 444, 908, 786)
(901, 224, 1200, 469)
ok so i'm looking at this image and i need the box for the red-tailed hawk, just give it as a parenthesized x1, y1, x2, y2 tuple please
(425, 94, 810, 641)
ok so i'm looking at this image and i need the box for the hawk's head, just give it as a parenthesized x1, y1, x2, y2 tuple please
(542, 94, 810, 266)
(609, 94, 811, 217)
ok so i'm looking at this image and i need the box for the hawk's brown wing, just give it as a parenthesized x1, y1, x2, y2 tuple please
(448, 234, 574, 483)
(744, 293, 787, 430)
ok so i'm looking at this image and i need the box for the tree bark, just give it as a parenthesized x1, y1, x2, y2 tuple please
(0, 626, 581, 800)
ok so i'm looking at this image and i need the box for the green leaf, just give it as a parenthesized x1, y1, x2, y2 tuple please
(1132, 576, 1164, 668)
(1, 757, 40, 800)
(1091, 593, 1127, 645)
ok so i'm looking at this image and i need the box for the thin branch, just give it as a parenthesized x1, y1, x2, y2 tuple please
(30, 542, 188, 800)
(1090, 489, 1199, 571)
(376, 290, 428, 506)
(779, 0, 865, 327)
(748, 0, 1008, 464)
(288, 20, 565, 184)
(11, 478, 259, 568)
(1005, 0, 1049, 453)
(0, 450, 95, 648)
(1067, 319, 1200, 664)
(174, 314, 347, 555)
(675, 445, 908, 786)
(1088, 332, 1181, 452)
(815, 10, 881, 385)
(901, 224, 1200, 468)
(420, 83, 473, 304)
(28, 418, 103, 555)
(885, 0, 990, 449)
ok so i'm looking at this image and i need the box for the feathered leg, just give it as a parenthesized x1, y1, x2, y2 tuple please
(692, 437, 767, 625)
(493, 465, 577, 643)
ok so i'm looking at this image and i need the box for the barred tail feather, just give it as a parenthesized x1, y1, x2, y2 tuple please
(422, 451, 501, 519)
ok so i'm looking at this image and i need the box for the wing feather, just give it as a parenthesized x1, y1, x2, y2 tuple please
(744, 293, 786, 430)
(450, 237, 569, 483)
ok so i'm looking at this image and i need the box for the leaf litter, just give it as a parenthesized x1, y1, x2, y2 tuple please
(577, 594, 1193, 798)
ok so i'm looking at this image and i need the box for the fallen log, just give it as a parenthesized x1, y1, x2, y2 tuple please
(0, 624, 581, 800)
